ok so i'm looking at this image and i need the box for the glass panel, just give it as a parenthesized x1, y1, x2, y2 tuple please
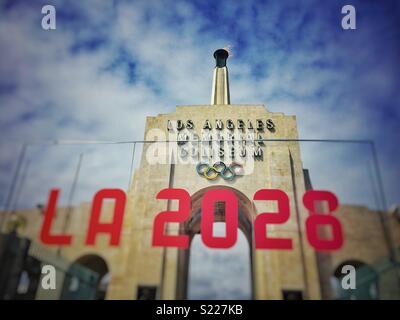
(0, 140, 398, 300)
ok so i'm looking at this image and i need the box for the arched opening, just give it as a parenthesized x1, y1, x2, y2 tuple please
(176, 186, 255, 299)
(188, 223, 251, 299)
(15, 256, 41, 300)
(331, 260, 379, 300)
(62, 254, 109, 300)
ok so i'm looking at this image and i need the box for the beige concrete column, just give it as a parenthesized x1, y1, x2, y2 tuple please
(211, 49, 230, 105)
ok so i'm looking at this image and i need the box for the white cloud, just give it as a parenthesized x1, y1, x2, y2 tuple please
(0, 0, 398, 209)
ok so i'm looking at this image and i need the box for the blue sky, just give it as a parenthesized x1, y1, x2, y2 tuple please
(0, 0, 399, 210)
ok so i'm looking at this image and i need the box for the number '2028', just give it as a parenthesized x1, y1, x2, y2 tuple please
(152, 189, 344, 251)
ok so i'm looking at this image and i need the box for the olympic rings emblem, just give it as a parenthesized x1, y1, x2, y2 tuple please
(196, 161, 244, 181)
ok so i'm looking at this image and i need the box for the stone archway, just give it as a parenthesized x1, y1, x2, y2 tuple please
(62, 254, 109, 300)
(331, 260, 379, 300)
(175, 185, 256, 299)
